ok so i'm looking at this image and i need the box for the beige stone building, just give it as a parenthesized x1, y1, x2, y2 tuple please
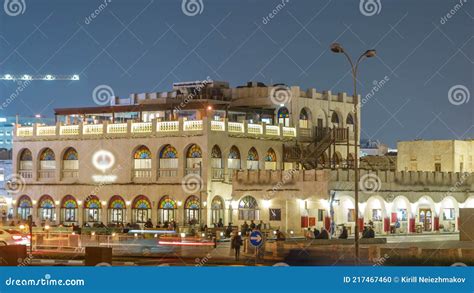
(9, 80, 474, 235)
(397, 139, 474, 173)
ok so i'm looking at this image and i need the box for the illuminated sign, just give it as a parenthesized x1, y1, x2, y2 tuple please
(91, 150, 117, 183)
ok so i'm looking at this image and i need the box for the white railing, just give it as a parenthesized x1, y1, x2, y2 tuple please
(17, 127, 33, 137)
(265, 125, 280, 136)
(228, 122, 244, 133)
(83, 124, 103, 135)
(107, 123, 127, 134)
(15, 120, 297, 139)
(183, 120, 203, 131)
(60, 125, 79, 136)
(37, 126, 56, 136)
(247, 124, 263, 135)
(157, 121, 179, 132)
(131, 122, 152, 133)
(211, 120, 225, 131)
(282, 127, 296, 137)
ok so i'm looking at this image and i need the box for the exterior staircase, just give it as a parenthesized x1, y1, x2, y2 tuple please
(284, 127, 348, 170)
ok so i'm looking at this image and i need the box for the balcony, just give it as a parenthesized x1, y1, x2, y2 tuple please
(211, 168, 224, 180)
(15, 118, 297, 141)
(133, 169, 152, 179)
(158, 168, 178, 178)
(38, 170, 55, 180)
(185, 168, 200, 176)
(19, 170, 33, 179)
(62, 170, 78, 179)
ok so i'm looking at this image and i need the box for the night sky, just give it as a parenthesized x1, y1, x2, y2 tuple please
(0, 0, 472, 147)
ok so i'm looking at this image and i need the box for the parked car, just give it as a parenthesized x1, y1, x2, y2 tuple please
(0, 229, 30, 246)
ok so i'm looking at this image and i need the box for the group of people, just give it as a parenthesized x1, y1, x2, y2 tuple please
(305, 224, 375, 239)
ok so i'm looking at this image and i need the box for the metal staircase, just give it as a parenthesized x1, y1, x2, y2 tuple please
(284, 127, 349, 170)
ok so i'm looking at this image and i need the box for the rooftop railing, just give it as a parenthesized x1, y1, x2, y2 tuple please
(15, 118, 297, 140)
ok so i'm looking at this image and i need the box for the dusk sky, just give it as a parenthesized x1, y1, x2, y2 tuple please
(0, 0, 472, 147)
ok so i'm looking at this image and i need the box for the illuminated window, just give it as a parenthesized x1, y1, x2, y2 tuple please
(84, 195, 101, 223)
(158, 195, 177, 223)
(17, 195, 32, 220)
(61, 195, 78, 223)
(184, 195, 200, 225)
(211, 196, 224, 225)
(227, 145, 241, 169)
(238, 196, 259, 220)
(264, 148, 277, 170)
(132, 195, 151, 223)
(38, 195, 55, 221)
(108, 195, 126, 224)
(246, 147, 259, 170)
(443, 208, 455, 220)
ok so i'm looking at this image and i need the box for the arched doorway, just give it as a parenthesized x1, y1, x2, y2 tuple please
(158, 195, 177, 224)
(211, 196, 224, 225)
(277, 107, 290, 127)
(132, 195, 151, 224)
(38, 195, 55, 223)
(60, 195, 78, 224)
(108, 195, 126, 224)
(84, 195, 101, 224)
(184, 195, 200, 225)
(17, 195, 32, 220)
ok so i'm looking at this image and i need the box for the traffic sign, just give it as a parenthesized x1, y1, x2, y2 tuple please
(249, 230, 264, 247)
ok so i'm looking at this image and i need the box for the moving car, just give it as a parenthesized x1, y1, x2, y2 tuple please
(0, 229, 30, 246)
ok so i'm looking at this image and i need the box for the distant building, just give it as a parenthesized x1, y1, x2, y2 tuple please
(397, 139, 474, 172)
(0, 160, 12, 218)
(0, 116, 54, 150)
(360, 139, 389, 157)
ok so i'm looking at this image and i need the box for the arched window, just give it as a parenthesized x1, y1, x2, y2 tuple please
(277, 107, 290, 127)
(186, 144, 202, 175)
(39, 148, 56, 179)
(238, 196, 259, 220)
(346, 113, 354, 125)
(108, 195, 126, 224)
(211, 196, 224, 225)
(264, 148, 277, 170)
(184, 195, 200, 225)
(299, 108, 310, 129)
(17, 195, 32, 220)
(247, 147, 259, 170)
(159, 145, 178, 177)
(38, 195, 55, 222)
(211, 145, 223, 180)
(60, 195, 78, 224)
(84, 195, 101, 223)
(331, 112, 340, 127)
(227, 146, 241, 170)
(62, 147, 78, 178)
(346, 153, 354, 168)
(158, 195, 177, 224)
(133, 145, 152, 178)
(18, 149, 33, 178)
(132, 195, 151, 224)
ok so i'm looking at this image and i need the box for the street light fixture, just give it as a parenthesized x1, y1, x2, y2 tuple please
(330, 43, 376, 264)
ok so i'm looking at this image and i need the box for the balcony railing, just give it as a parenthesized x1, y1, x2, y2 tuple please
(185, 168, 200, 175)
(15, 119, 297, 140)
(133, 169, 152, 178)
(211, 168, 224, 180)
(62, 170, 78, 179)
(38, 170, 55, 179)
(19, 170, 33, 179)
(158, 168, 178, 178)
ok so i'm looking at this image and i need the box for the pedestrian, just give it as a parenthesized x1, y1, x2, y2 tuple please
(305, 228, 314, 239)
(241, 221, 249, 236)
(225, 223, 233, 238)
(232, 232, 243, 261)
(313, 228, 320, 238)
(338, 225, 348, 239)
(217, 218, 224, 228)
(250, 220, 256, 230)
(256, 220, 264, 230)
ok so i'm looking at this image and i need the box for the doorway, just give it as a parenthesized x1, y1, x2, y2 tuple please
(419, 209, 432, 231)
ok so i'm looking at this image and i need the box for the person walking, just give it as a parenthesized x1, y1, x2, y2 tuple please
(232, 233, 243, 261)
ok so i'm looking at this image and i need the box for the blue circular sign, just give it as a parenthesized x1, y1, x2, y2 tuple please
(249, 230, 264, 247)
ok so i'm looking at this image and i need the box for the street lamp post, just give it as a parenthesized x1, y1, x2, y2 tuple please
(330, 43, 376, 263)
